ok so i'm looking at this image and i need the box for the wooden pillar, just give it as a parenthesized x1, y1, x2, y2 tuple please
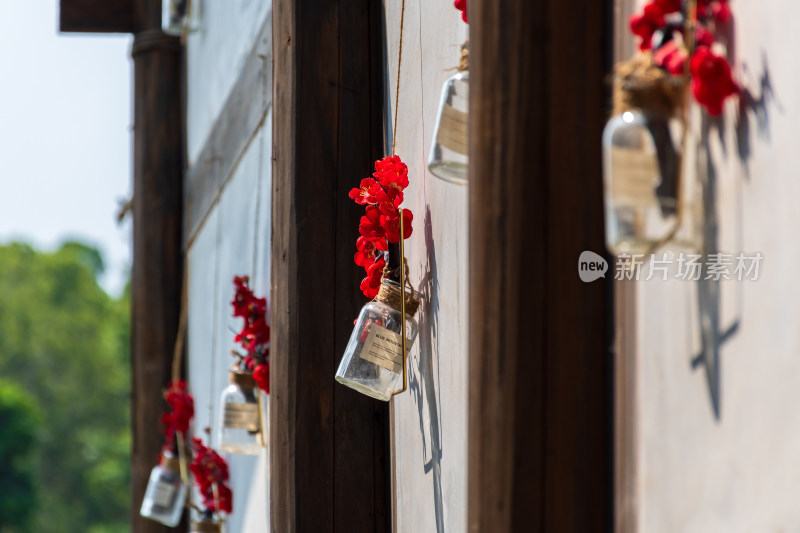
(467, 0, 613, 531)
(271, 0, 388, 531)
(60, 0, 184, 531)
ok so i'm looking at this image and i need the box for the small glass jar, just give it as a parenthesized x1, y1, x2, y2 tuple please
(428, 44, 469, 184)
(139, 452, 187, 527)
(217, 368, 262, 455)
(336, 280, 420, 401)
(162, 0, 199, 36)
(603, 108, 702, 255)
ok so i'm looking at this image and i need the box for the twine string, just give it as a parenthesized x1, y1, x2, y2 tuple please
(391, 0, 407, 157)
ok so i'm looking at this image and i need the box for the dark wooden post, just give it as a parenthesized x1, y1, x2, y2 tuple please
(61, 1, 185, 530)
(467, 0, 613, 531)
(129, 2, 184, 531)
(271, 0, 388, 531)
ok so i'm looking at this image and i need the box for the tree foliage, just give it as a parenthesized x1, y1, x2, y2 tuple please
(0, 242, 130, 533)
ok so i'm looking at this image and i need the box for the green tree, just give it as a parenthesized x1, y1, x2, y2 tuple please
(0, 242, 130, 533)
(0, 380, 40, 532)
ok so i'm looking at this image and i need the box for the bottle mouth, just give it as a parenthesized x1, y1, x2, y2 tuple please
(375, 279, 421, 317)
(228, 366, 257, 389)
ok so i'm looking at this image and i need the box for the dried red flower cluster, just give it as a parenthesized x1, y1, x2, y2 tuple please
(349, 155, 414, 299)
(231, 276, 270, 393)
(629, 0, 737, 115)
(454, 0, 467, 23)
(161, 380, 194, 450)
(189, 437, 233, 514)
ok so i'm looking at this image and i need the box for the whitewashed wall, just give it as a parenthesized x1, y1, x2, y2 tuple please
(383, 1, 470, 532)
(630, 2, 800, 531)
(185, 1, 272, 531)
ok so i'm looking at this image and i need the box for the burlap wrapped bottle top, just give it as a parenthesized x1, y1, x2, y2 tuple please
(612, 54, 686, 118)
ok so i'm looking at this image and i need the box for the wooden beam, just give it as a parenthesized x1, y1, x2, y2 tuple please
(271, 0, 389, 531)
(130, 28, 184, 533)
(59, 0, 134, 33)
(467, 0, 613, 531)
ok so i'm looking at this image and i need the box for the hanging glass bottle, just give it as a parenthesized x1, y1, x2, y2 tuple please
(162, 0, 199, 36)
(217, 367, 262, 455)
(427, 42, 469, 185)
(140, 451, 187, 527)
(603, 56, 702, 255)
(336, 279, 420, 401)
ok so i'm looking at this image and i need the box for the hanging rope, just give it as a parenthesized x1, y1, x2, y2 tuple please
(391, 0, 407, 157)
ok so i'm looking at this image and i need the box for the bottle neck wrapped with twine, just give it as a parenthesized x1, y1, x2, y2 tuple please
(458, 40, 469, 72)
(376, 279, 420, 317)
(612, 54, 686, 118)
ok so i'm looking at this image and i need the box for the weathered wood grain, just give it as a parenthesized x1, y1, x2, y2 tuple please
(271, 0, 389, 531)
(468, 0, 613, 531)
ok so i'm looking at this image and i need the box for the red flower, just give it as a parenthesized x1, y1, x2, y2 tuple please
(354, 236, 382, 269)
(372, 155, 409, 193)
(690, 46, 737, 116)
(161, 380, 194, 448)
(190, 437, 233, 514)
(629, 3, 665, 51)
(348, 178, 386, 205)
(653, 0, 680, 14)
(359, 205, 385, 240)
(694, 26, 714, 48)
(653, 40, 688, 76)
(454, 0, 467, 23)
(380, 209, 413, 244)
(360, 258, 385, 299)
(710, 1, 732, 24)
(253, 363, 270, 394)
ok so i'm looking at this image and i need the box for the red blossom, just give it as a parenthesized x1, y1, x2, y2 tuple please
(710, 1, 732, 24)
(161, 380, 194, 449)
(653, 40, 688, 76)
(372, 155, 409, 193)
(190, 437, 233, 514)
(231, 276, 271, 393)
(694, 26, 714, 47)
(360, 258, 386, 299)
(348, 178, 386, 205)
(653, 0, 681, 14)
(253, 363, 270, 394)
(454, 0, 467, 23)
(354, 236, 381, 269)
(690, 46, 738, 116)
(380, 209, 413, 244)
(629, 3, 665, 51)
(359, 205, 385, 240)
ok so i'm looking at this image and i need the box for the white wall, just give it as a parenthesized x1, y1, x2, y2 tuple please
(631, 2, 800, 531)
(185, 1, 272, 531)
(383, 1, 470, 531)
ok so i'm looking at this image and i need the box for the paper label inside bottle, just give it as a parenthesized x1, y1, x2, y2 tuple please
(151, 480, 176, 507)
(359, 324, 409, 374)
(436, 104, 468, 155)
(610, 147, 660, 205)
(223, 402, 260, 432)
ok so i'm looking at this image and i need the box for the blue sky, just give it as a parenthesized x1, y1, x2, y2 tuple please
(0, 1, 133, 295)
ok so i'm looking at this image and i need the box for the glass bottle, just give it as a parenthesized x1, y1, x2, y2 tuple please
(428, 43, 469, 185)
(140, 452, 187, 527)
(603, 108, 701, 255)
(162, 0, 199, 36)
(336, 279, 420, 401)
(217, 368, 262, 455)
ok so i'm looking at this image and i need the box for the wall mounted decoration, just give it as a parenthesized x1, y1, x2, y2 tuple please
(337, 156, 419, 401)
(604, 0, 736, 255)
(140, 380, 194, 527)
(427, 2, 469, 184)
(217, 276, 269, 454)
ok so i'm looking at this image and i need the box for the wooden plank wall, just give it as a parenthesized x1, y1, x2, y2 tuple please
(271, 0, 389, 531)
(468, 0, 614, 531)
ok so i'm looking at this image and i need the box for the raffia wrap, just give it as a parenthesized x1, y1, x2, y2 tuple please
(612, 54, 686, 118)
